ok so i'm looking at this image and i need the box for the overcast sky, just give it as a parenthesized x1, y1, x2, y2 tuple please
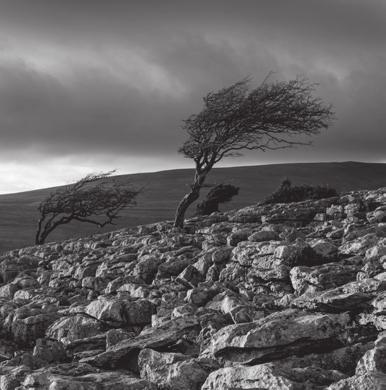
(0, 0, 385, 193)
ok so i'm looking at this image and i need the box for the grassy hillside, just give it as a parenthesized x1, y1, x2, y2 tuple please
(0, 161, 385, 253)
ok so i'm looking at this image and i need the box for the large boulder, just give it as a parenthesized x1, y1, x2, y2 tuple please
(47, 314, 104, 343)
(327, 333, 386, 389)
(292, 277, 385, 312)
(138, 349, 216, 390)
(80, 316, 200, 372)
(290, 263, 359, 295)
(133, 255, 163, 284)
(85, 297, 154, 326)
(4, 306, 59, 346)
(205, 309, 351, 364)
(202, 363, 346, 390)
(21, 369, 156, 390)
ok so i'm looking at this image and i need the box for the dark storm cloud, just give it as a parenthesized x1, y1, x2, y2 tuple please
(0, 0, 385, 165)
(0, 58, 189, 155)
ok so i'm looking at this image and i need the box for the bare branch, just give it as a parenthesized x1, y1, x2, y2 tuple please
(35, 172, 140, 244)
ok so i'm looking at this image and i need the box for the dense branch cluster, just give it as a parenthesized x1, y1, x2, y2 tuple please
(180, 77, 334, 174)
(36, 172, 139, 244)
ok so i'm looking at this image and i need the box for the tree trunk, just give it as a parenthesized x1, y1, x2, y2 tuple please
(35, 218, 54, 245)
(173, 171, 208, 228)
(174, 188, 200, 228)
(35, 230, 47, 245)
(35, 219, 44, 245)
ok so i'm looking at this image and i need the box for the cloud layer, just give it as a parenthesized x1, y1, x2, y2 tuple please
(0, 0, 385, 192)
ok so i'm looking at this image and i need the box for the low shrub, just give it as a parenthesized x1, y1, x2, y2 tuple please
(196, 184, 239, 215)
(264, 179, 338, 204)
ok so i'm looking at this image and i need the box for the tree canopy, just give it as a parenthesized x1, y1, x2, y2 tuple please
(180, 77, 333, 167)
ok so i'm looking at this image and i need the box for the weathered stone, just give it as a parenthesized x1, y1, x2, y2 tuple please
(192, 254, 213, 275)
(327, 333, 386, 389)
(206, 309, 351, 364)
(47, 314, 103, 343)
(65, 333, 106, 355)
(340, 233, 379, 256)
(105, 328, 135, 349)
(248, 229, 280, 242)
(206, 291, 250, 316)
(133, 255, 163, 283)
(292, 277, 385, 312)
(85, 297, 125, 324)
(176, 265, 203, 288)
(138, 349, 215, 390)
(290, 263, 358, 295)
(202, 363, 346, 390)
(205, 264, 221, 282)
(9, 311, 59, 346)
(367, 208, 386, 223)
(156, 257, 192, 279)
(211, 247, 233, 264)
(226, 229, 252, 246)
(22, 369, 156, 390)
(32, 338, 67, 363)
(277, 342, 374, 377)
(310, 239, 338, 260)
(0, 283, 17, 299)
(0, 255, 39, 284)
(218, 262, 245, 284)
(85, 297, 154, 326)
(232, 241, 279, 267)
(80, 316, 200, 371)
(0, 365, 30, 390)
(74, 264, 98, 280)
(186, 287, 217, 306)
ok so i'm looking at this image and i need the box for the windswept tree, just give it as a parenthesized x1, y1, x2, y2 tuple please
(35, 172, 139, 245)
(174, 76, 334, 228)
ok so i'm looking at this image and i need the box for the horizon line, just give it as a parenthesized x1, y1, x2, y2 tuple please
(1, 159, 385, 196)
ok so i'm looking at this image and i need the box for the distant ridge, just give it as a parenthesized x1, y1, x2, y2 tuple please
(0, 161, 385, 252)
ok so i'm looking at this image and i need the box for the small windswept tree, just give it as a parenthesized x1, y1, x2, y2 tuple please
(174, 76, 334, 228)
(196, 184, 239, 216)
(35, 172, 139, 245)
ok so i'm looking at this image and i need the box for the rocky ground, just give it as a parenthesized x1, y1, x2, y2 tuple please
(0, 187, 385, 389)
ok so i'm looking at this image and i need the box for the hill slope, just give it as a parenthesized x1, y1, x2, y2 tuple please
(0, 185, 385, 388)
(0, 161, 385, 252)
